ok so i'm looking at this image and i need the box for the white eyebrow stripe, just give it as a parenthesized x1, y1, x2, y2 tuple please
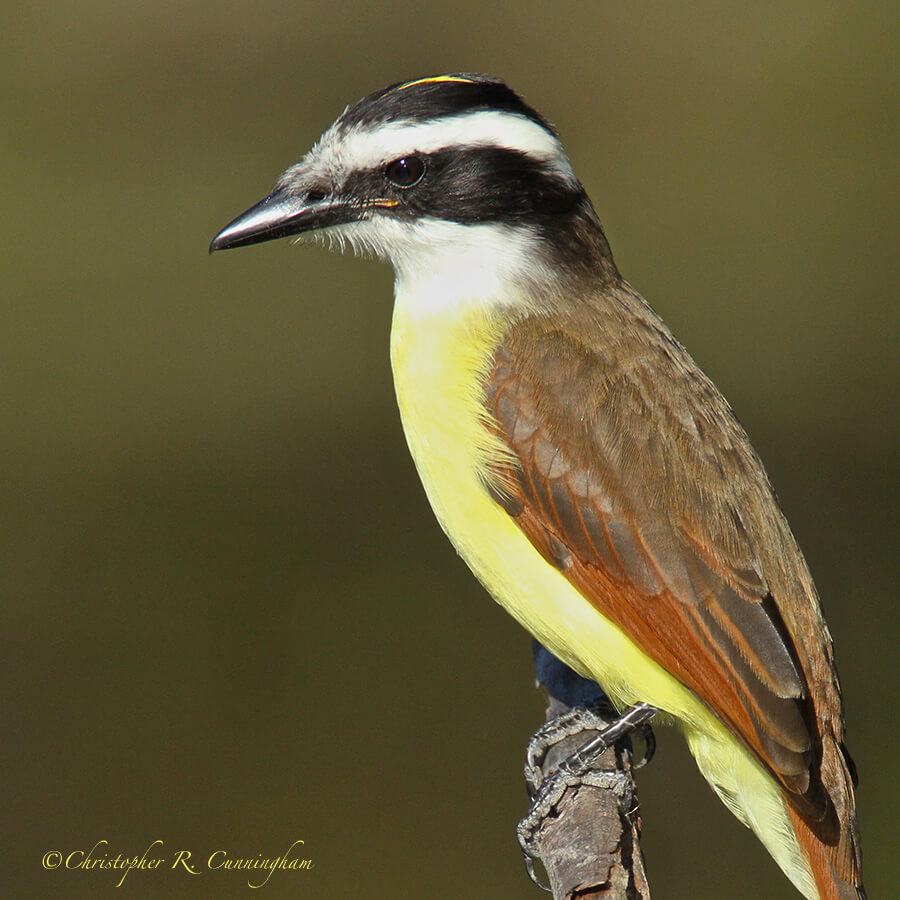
(331, 110, 576, 182)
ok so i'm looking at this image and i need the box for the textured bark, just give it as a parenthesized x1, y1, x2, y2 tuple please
(526, 646, 650, 899)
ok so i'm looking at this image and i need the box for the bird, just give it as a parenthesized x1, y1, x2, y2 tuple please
(210, 73, 863, 900)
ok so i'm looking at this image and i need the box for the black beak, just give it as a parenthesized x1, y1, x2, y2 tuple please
(209, 186, 358, 254)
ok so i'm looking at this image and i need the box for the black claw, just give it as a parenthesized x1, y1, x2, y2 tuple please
(524, 855, 552, 893)
(633, 722, 656, 769)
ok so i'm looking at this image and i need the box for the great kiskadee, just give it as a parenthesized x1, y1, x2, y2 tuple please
(210, 74, 863, 899)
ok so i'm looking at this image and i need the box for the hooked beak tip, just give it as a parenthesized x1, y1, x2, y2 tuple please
(209, 187, 306, 255)
(210, 186, 370, 256)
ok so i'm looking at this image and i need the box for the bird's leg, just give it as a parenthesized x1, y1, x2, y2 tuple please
(518, 701, 659, 885)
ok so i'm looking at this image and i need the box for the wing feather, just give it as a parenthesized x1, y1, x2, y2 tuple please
(482, 310, 844, 831)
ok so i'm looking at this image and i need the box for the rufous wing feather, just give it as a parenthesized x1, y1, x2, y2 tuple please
(482, 305, 862, 897)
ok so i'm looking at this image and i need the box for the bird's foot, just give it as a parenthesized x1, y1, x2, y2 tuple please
(517, 701, 658, 890)
(523, 702, 615, 794)
(523, 701, 657, 794)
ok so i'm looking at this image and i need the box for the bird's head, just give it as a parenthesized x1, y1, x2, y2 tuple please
(211, 74, 614, 291)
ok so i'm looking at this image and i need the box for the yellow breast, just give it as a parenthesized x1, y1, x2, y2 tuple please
(388, 289, 816, 899)
(390, 295, 686, 707)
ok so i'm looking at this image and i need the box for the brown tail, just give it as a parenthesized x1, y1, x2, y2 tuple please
(786, 737, 864, 900)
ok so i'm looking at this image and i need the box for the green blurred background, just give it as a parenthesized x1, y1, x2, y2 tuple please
(3, 2, 897, 897)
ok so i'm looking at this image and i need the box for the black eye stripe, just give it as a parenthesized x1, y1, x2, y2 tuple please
(344, 147, 584, 216)
(344, 146, 585, 231)
(339, 144, 586, 238)
(337, 144, 595, 266)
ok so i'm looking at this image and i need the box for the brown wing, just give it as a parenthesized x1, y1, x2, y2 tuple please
(483, 298, 860, 884)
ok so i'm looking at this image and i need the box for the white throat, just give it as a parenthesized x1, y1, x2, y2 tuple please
(332, 217, 546, 320)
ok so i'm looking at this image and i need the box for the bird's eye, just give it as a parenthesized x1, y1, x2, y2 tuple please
(385, 156, 425, 188)
(305, 188, 327, 203)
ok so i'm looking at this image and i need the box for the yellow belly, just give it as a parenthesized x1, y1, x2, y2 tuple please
(389, 294, 816, 899)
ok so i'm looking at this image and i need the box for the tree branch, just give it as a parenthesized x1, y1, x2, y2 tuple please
(524, 643, 651, 899)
